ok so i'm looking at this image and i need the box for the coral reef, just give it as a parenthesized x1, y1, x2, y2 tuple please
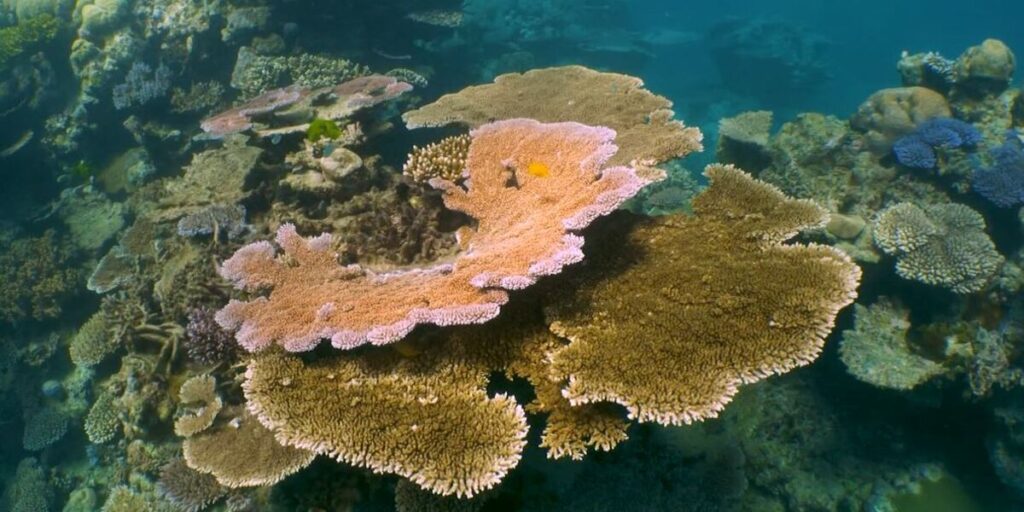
(839, 299, 944, 390)
(403, 66, 703, 166)
(150, 143, 262, 222)
(84, 391, 121, 444)
(954, 39, 1016, 96)
(716, 110, 773, 173)
(217, 118, 661, 352)
(0, 13, 58, 70)
(2, 458, 52, 512)
(69, 310, 117, 367)
(229, 47, 370, 98)
(873, 202, 1003, 293)
(547, 164, 860, 425)
(176, 204, 247, 240)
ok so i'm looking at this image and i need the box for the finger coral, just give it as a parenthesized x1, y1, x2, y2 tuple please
(546, 164, 861, 425)
(217, 118, 659, 352)
(873, 202, 1003, 293)
(183, 406, 315, 488)
(402, 66, 703, 166)
(69, 311, 118, 367)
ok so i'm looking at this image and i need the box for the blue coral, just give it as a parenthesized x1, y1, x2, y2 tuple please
(893, 117, 981, 169)
(972, 131, 1024, 207)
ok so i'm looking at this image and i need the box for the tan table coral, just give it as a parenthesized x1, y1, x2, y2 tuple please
(217, 118, 663, 352)
(546, 164, 861, 425)
(402, 65, 703, 167)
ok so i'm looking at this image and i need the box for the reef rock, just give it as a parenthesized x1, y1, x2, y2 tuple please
(850, 86, 952, 154)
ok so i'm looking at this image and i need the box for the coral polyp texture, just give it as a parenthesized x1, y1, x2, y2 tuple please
(402, 65, 703, 166)
(217, 118, 664, 352)
(403, 133, 472, 183)
(872, 202, 1003, 293)
(546, 164, 861, 425)
(183, 407, 315, 488)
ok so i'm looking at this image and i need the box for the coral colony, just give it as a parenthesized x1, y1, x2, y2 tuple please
(1, 0, 1023, 508)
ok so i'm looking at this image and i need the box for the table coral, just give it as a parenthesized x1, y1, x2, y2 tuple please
(156, 458, 226, 512)
(150, 143, 262, 222)
(183, 406, 315, 488)
(402, 65, 703, 167)
(546, 164, 861, 425)
(873, 202, 1003, 293)
(173, 375, 222, 438)
(217, 118, 658, 352)
(839, 299, 944, 390)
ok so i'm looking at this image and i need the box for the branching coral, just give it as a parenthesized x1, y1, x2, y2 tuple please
(0, 230, 82, 323)
(839, 299, 944, 390)
(873, 202, 1003, 293)
(184, 307, 239, 366)
(183, 406, 315, 488)
(85, 391, 121, 444)
(402, 66, 703, 166)
(546, 164, 861, 425)
(69, 311, 118, 367)
(892, 117, 981, 169)
(972, 130, 1024, 207)
(150, 143, 263, 222)
(217, 118, 659, 352)
(22, 408, 69, 451)
(404, 133, 472, 184)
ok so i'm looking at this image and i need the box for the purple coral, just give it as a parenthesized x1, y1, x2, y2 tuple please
(185, 307, 238, 365)
(893, 117, 981, 169)
(972, 131, 1024, 207)
(113, 62, 173, 110)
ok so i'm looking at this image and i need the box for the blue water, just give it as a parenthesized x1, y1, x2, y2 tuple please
(2, 1, 1023, 510)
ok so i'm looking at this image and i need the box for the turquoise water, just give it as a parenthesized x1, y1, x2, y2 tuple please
(2, 1, 1023, 510)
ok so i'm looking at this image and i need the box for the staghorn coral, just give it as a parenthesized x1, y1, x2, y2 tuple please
(546, 164, 861, 425)
(22, 407, 69, 450)
(183, 407, 316, 488)
(839, 299, 944, 390)
(174, 375, 223, 438)
(69, 310, 118, 367)
(404, 133, 471, 184)
(217, 118, 660, 352)
(873, 202, 1003, 293)
(85, 391, 121, 444)
(157, 458, 227, 512)
(402, 66, 703, 167)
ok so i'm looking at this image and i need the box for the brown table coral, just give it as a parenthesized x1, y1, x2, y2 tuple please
(546, 164, 861, 425)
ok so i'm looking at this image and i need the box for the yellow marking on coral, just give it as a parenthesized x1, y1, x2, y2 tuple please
(526, 162, 550, 177)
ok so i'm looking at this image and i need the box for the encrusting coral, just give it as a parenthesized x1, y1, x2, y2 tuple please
(839, 299, 945, 390)
(217, 118, 665, 352)
(402, 65, 703, 166)
(873, 202, 1003, 293)
(173, 375, 223, 438)
(546, 164, 861, 425)
(182, 406, 316, 488)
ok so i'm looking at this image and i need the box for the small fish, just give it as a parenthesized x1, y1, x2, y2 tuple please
(526, 161, 550, 177)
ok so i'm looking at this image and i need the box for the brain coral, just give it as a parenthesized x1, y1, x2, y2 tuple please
(546, 164, 861, 425)
(850, 86, 951, 154)
(402, 65, 703, 166)
(873, 202, 1003, 293)
(217, 118, 662, 352)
